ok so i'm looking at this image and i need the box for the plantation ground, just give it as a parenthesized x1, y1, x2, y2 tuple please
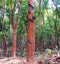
(0, 48, 60, 64)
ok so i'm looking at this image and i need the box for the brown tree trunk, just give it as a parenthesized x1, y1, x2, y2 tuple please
(12, 25, 17, 57)
(39, 36, 44, 53)
(2, 35, 8, 56)
(11, 1, 20, 57)
(8, 14, 10, 33)
(27, 0, 35, 62)
(17, 34, 22, 52)
(11, 14, 19, 57)
(1, 9, 8, 56)
(1, 10, 4, 32)
(51, 35, 55, 50)
(58, 36, 60, 48)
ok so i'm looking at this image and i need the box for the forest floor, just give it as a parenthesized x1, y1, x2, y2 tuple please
(0, 48, 60, 64)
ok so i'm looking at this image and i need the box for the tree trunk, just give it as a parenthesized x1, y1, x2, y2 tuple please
(11, 2, 20, 57)
(1, 9, 4, 32)
(51, 35, 55, 50)
(58, 36, 60, 48)
(39, 36, 44, 53)
(12, 25, 17, 57)
(8, 14, 11, 33)
(27, 0, 35, 62)
(1, 9, 8, 56)
(17, 34, 22, 52)
(2, 35, 8, 56)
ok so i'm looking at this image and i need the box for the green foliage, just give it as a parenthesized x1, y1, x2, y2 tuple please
(57, 8, 60, 17)
(0, 0, 60, 48)
(35, 0, 60, 45)
(0, 16, 2, 31)
(43, 0, 49, 9)
(6, 0, 15, 10)
(0, 0, 5, 8)
(45, 49, 52, 55)
(17, 0, 28, 35)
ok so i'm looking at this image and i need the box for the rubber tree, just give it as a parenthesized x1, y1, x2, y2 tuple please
(27, 0, 35, 62)
(1, 9, 8, 56)
(37, 0, 45, 53)
(52, 0, 60, 48)
(0, 0, 8, 56)
(39, 0, 44, 53)
(9, 0, 21, 57)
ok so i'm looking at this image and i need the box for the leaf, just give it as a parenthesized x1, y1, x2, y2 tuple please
(6, 0, 15, 10)
(0, 0, 4, 8)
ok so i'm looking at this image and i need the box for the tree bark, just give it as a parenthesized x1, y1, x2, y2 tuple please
(58, 36, 60, 48)
(11, 0, 20, 57)
(17, 34, 22, 52)
(1, 9, 8, 56)
(1, 9, 4, 32)
(27, 0, 35, 62)
(12, 26, 17, 57)
(39, 36, 44, 53)
(2, 35, 8, 56)
(11, 16, 18, 57)
(51, 35, 55, 50)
